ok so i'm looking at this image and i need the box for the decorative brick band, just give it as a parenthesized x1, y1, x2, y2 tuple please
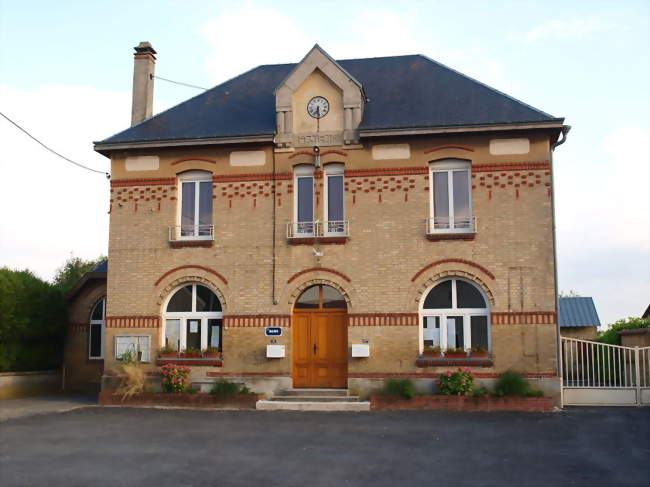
(472, 161, 550, 173)
(411, 258, 495, 282)
(348, 372, 557, 379)
(206, 372, 288, 377)
(348, 313, 418, 326)
(345, 166, 428, 177)
(287, 267, 352, 284)
(491, 312, 556, 325)
(154, 265, 228, 286)
(213, 172, 291, 182)
(111, 177, 175, 188)
(424, 144, 474, 154)
(69, 322, 88, 334)
(223, 315, 291, 328)
(289, 150, 317, 159)
(106, 316, 160, 328)
(171, 157, 216, 165)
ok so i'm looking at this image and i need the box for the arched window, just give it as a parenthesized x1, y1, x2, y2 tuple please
(295, 285, 347, 310)
(163, 284, 223, 352)
(89, 298, 105, 359)
(420, 278, 490, 352)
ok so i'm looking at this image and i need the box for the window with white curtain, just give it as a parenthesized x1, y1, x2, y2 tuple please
(178, 171, 213, 239)
(324, 163, 345, 235)
(429, 159, 473, 232)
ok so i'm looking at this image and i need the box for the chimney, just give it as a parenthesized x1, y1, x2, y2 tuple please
(131, 41, 156, 126)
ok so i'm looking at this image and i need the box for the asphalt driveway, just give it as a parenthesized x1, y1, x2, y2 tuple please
(0, 407, 648, 487)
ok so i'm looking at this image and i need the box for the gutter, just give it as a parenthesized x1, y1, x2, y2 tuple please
(549, 125, 571, 401)
(359, 120, 565, 138)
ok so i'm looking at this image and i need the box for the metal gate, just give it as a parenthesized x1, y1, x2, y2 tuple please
(561, 337, 650, 406)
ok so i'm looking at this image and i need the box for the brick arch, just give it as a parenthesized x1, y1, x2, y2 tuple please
(411, 259, 495, 282)
(156, 275, 227, 311)
(423, 144, 475, 154)
(171, 157, 217, 166)
(288, 279, 352, 310)
(287, 267, 351, 284)
(413, 271, 495, 308)
(155, 265, 228, 286)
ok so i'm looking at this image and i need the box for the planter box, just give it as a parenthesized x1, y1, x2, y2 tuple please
(99, 392, 259, 409)
(371, 394, 554, 412)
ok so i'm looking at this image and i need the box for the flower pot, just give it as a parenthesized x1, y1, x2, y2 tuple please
(422, 352, 443, 358)
(444, 353, 467, 359)
(181, 353, 201, 359)
(203, 353, 220, 359)
(470, 352, 489, 359)
(159, 352, 177, 358)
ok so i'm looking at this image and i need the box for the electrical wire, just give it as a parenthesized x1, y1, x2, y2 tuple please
(0, 111, 110, 178)
(151, 74, 208, 91)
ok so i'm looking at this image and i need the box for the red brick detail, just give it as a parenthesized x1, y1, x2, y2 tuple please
(69, 322, 88, 333)
(105, 316, 160, 328)
(411, 258, 495, 282)
(111, 177, 175, 188)
(426, 233, 476, 242)
(154, 265, 228, 286)
(171, 157, 216, 165)
(206, 371, 287, 377)
(416, 358, 493, 367)
(370, 394, 554, 412)
(348, 372, 557, 379)
(287, 267, 351, 284)
(213, 172, 292, 183)
(224, 315, 291, 328)
(321, 149, 348, 157)
(170, 240, 214, 249)
(491, 311, 557, 325)
(424, 144, 475, 154)
(348, 313, 418, 326)
(288, 150, 317, 159)
(472, 161, 550, 173)
(156, 358, 223, 366)
(345, 166, 428, 177)
(287, 236, 348, 245)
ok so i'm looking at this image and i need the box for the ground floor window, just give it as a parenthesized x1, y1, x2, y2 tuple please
(420, 278, 490, 352)
(89, 298, 105, 359)
(163, 283, 223, 352)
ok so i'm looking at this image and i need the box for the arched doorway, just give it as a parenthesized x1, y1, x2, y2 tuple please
(292, 284, 348, 388)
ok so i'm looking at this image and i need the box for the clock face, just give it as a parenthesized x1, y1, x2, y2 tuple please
(307, 96, 330, 119)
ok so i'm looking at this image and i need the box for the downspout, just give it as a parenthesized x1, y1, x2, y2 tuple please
(550, 125, 571, 398)
(272, 147, 278, 305)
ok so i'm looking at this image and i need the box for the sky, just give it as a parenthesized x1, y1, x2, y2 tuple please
(0, 0, 648, 326)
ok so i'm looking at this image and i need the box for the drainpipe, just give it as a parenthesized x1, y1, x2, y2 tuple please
(550, 125, 571, 398)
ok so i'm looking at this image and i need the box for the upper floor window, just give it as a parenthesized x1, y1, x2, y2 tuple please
(428, 159, 474, 234)
(89, 297, 105, 359)
(324, 164, 346, 236)
(176, 171, 213, 240)
(292, 165, 315, 237)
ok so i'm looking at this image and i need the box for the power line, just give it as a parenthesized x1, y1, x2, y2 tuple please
(0, 111, 110, 178)
(152, 74, 208, 91)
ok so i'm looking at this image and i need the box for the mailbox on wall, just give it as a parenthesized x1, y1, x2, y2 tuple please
(351, 344, 370, 357)
(266, 344, 285, 358)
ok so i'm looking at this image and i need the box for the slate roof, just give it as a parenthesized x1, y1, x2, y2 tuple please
(559, 297, 601, 328)
(96, 54, 562, 148)
(93, 260, 108, 273)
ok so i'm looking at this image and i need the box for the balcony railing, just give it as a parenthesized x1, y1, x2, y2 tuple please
(287, 220, 350, 239)
(168, 224, 215, 242)
(426, 216, 477, 235)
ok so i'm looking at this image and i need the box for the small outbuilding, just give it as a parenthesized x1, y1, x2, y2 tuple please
(559, 297, 601, 340)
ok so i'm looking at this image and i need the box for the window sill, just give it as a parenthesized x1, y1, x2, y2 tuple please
(416, 356, 493, 367)
(156, 357, 223, 367)
(426, 232, 476, 242)
(170, 240, 214, 249)
(288, 236, 349, 245)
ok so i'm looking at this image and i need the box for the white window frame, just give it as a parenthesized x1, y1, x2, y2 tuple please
(115, 334, 151, 362)
(418, 278, 491, 354)
(323, 163, 346, 236)
(429, 159, 473, 233)
(177, 170, 213, 240)
(88, 297, 105, 360)
(293, 164, 315, 237)
(162, 283, 223, 351)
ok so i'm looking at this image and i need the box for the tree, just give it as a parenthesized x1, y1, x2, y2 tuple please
(52, 254, 106, 295)
(597, 317, 650, 345)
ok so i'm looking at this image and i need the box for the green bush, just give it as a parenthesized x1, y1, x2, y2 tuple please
(210, 379, 250, 396)
(385, 379, 416, 399)
(495, 371, 532, 397)
(597, 317, 650, 345)
(437, 368, 474, 396)
(525, 389, 544, 398)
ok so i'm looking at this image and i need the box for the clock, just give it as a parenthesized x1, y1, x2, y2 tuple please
(307, 96, 330, 119)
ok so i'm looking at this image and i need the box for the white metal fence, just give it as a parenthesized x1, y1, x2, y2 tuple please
(561, 337, 650, 406)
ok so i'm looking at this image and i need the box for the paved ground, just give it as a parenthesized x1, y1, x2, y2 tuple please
(0, 394, 97, 421)
(0, 406, 648, 487)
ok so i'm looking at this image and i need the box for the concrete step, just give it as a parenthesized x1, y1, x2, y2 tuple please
(268, 396, 360, 402)
(277, 389, 348, 397)
(256, 400, 370, 412)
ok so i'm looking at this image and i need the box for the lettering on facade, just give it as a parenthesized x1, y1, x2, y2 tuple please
(293, 132, 343, 147)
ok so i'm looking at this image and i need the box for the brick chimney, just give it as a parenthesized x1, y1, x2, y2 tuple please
(131, 42, 156, 126)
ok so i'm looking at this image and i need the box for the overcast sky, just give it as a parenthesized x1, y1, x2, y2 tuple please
(1, 0, 648, 326)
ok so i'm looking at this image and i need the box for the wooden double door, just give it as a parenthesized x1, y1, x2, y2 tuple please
(292, 310, 348, 388)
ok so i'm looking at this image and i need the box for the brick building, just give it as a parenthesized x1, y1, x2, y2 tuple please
(65, 44, 569, 400)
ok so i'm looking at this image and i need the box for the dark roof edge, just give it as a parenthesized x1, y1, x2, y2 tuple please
(66, 271, 107, 302)
(359, 120, 566, 137)
(94, 134, 275, 155)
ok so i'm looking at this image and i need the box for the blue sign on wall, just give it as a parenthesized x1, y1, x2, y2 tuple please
(265, 327, 283, 337)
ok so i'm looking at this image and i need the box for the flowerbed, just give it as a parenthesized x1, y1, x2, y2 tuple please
(370, 394, 554, 412)
(99, 392, 259, 409)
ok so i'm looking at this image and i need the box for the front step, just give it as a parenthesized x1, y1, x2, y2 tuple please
(256, 388, 370, 411)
